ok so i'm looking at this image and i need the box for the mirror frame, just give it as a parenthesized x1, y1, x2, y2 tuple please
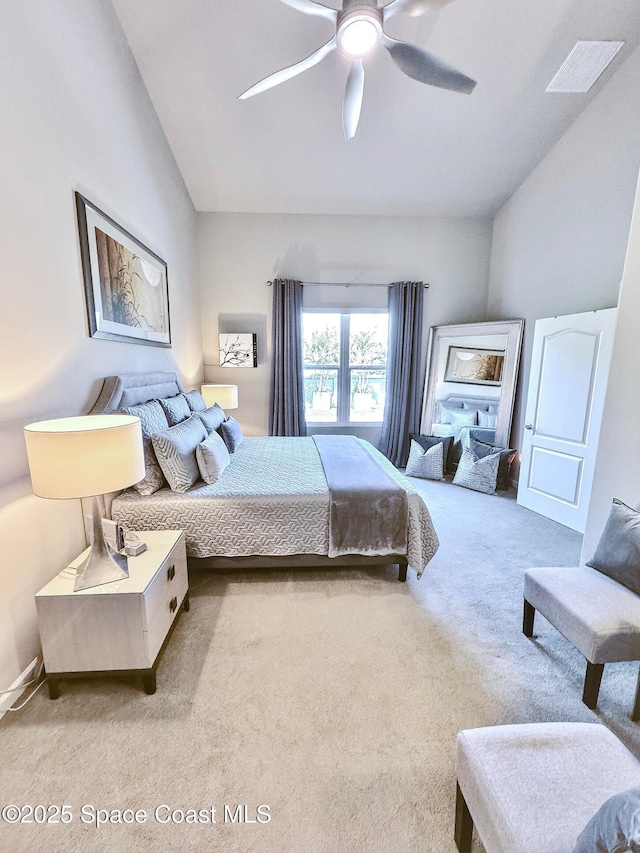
(420, 319, 524, 449)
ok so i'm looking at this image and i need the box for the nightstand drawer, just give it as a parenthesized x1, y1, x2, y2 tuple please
(142, 537, 188, 629)
(146, 570, 189, 664)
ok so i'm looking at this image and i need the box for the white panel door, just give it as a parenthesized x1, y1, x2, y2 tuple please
(517, 308, 617, 532)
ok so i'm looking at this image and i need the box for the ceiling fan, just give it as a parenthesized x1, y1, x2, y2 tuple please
(239, 0, 477, 140)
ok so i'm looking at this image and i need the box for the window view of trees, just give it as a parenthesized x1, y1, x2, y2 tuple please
(303, 312, 388, 424)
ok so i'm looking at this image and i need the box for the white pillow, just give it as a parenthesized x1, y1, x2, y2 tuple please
(196, 432, 230, 484)
(478, 409, 497, 429)
(449, 409, 477, 427)
(405, 440, 444, 481)
(439, 404, 463, 424)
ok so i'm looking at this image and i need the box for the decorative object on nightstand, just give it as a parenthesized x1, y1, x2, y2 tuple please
(201, 383, 239, 410)
(23, 414, 145, 591)
(36, 530, 189, 699)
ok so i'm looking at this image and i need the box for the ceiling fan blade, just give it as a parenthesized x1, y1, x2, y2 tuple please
(279, 0, 338, 22)
(381, 34, 476, 93)
(239, 36, 338, 100)
(383, 0, 453, 21)
(342, 60, 365, 140)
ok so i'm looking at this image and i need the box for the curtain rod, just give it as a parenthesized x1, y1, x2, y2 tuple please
(266, 281, 429, 288)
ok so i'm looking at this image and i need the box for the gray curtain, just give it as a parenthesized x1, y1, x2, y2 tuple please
(379, 281, 424, 466)
(269, 278, 307, 437)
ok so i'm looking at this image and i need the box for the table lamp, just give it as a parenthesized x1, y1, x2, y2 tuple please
(24, 415, 145, 591)
(201, 384, 239, 410)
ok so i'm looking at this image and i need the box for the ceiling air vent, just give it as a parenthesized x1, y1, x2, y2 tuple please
(546, 40, 624, 93)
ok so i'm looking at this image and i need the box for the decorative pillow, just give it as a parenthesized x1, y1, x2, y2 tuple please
(572, 787, 640, 853)
(478, 409, 498, 429)
(405, 439, 444, 480)
(158, 393, 192, 426)
(121, 400, 169, 495)
(586, 499, 640, 596)
(410, 434, 454, 472)
(449, 409, 477, 427)
(218, 416, 244, 453)
(197, 403, 226, 434)
(487, 403, 499, 413)
(196, 432, 231, 484)
(151, 415, 207, 492)
(183, 389, 207, 412)
(471, 439, 517, 491)
(452, 448, 500, 495)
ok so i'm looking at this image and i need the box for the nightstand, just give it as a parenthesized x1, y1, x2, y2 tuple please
(36, 530, 189, 699)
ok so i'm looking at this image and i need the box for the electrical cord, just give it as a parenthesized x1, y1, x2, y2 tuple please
(1, 661, 46, 712)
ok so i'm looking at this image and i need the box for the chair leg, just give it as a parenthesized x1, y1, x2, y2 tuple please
(454, 782, 473, 852)
(583, 661, 605, 710)
(523, 599, 535, 637)
(633, 666, 640, 722)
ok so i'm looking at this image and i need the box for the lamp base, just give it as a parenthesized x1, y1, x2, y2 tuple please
(74, 496, 129, 592)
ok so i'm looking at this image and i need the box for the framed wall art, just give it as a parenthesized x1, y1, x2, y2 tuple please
(219, 333, 258, 367)
(444, 345, 505, 386)
(75, 192, 171, 347)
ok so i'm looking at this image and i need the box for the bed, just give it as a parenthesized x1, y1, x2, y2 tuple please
(91, 373, 439, 581)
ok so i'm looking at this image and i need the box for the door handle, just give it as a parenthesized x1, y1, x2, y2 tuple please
(524, 423, 533, 430)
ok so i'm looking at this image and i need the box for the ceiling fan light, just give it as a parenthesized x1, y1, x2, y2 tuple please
(338, 16, 381, 58)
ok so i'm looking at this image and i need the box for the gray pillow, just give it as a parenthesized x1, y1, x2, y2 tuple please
(197, 403, 226, 433)
(452, 448, 500, 495)
(405, 439, 444, 481)
(121, 400, 169, 495)
(573, 787, 640, 853)
(196, 431, 231, 484)
(158, 393, 191, 426)
(183, 389, 207, 412)
(470, 439, 517, 491)
(410, 434, 454, 472)
(151, 415, 207, 492)
(586, 499, 640, 596)
(219, 416, 244, 453)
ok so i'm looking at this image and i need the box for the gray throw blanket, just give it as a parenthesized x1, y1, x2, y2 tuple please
(312, 435, 408, 558)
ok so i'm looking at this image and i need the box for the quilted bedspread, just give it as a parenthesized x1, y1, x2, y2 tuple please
(112, 436, 439, 577)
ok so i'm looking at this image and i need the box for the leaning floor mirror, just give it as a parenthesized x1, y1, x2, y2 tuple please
(420, 320, 524, 450)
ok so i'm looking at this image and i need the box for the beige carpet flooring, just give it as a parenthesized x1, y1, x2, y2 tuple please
(3, 479, 639, 853)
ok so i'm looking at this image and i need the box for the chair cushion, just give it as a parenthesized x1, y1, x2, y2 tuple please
(456, 723, 640, 853)
(524, 566, 640, 663)
(586, 499, 640, 596)
(573, 787, 640, 853)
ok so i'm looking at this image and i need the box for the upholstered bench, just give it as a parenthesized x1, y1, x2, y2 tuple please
(455, 722, 640, 853)
(523, 566, 640, 718)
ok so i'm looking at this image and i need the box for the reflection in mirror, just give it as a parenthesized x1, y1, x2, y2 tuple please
(420, 320, 524, 452)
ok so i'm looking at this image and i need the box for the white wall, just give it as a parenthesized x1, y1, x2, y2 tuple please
(0, 1, 201, 702)
(487, 43, 640, 452)
(198, 212, 493, 437)
(581, 173, 640, 562)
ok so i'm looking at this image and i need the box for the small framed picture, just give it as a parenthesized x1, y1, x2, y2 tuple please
(219, 333, 258, 368)
(76, 192, 171, 347)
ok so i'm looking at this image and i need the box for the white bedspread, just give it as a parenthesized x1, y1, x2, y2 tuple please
(112, 436, 439, 577)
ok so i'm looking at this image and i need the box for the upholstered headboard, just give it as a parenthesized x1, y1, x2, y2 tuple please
(90, 372, 183, 413)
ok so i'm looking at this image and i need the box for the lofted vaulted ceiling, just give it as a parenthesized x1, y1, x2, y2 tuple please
(112, 0, 640, 217)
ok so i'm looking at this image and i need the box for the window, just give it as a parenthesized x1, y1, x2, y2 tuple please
(303, 312, 388, 425)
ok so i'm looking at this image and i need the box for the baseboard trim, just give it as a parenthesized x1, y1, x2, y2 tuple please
(0, 657, 39, 719)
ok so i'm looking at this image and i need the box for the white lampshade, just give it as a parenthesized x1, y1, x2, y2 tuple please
(24, 415, 145, 499)
(201, 384, 239, 410)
